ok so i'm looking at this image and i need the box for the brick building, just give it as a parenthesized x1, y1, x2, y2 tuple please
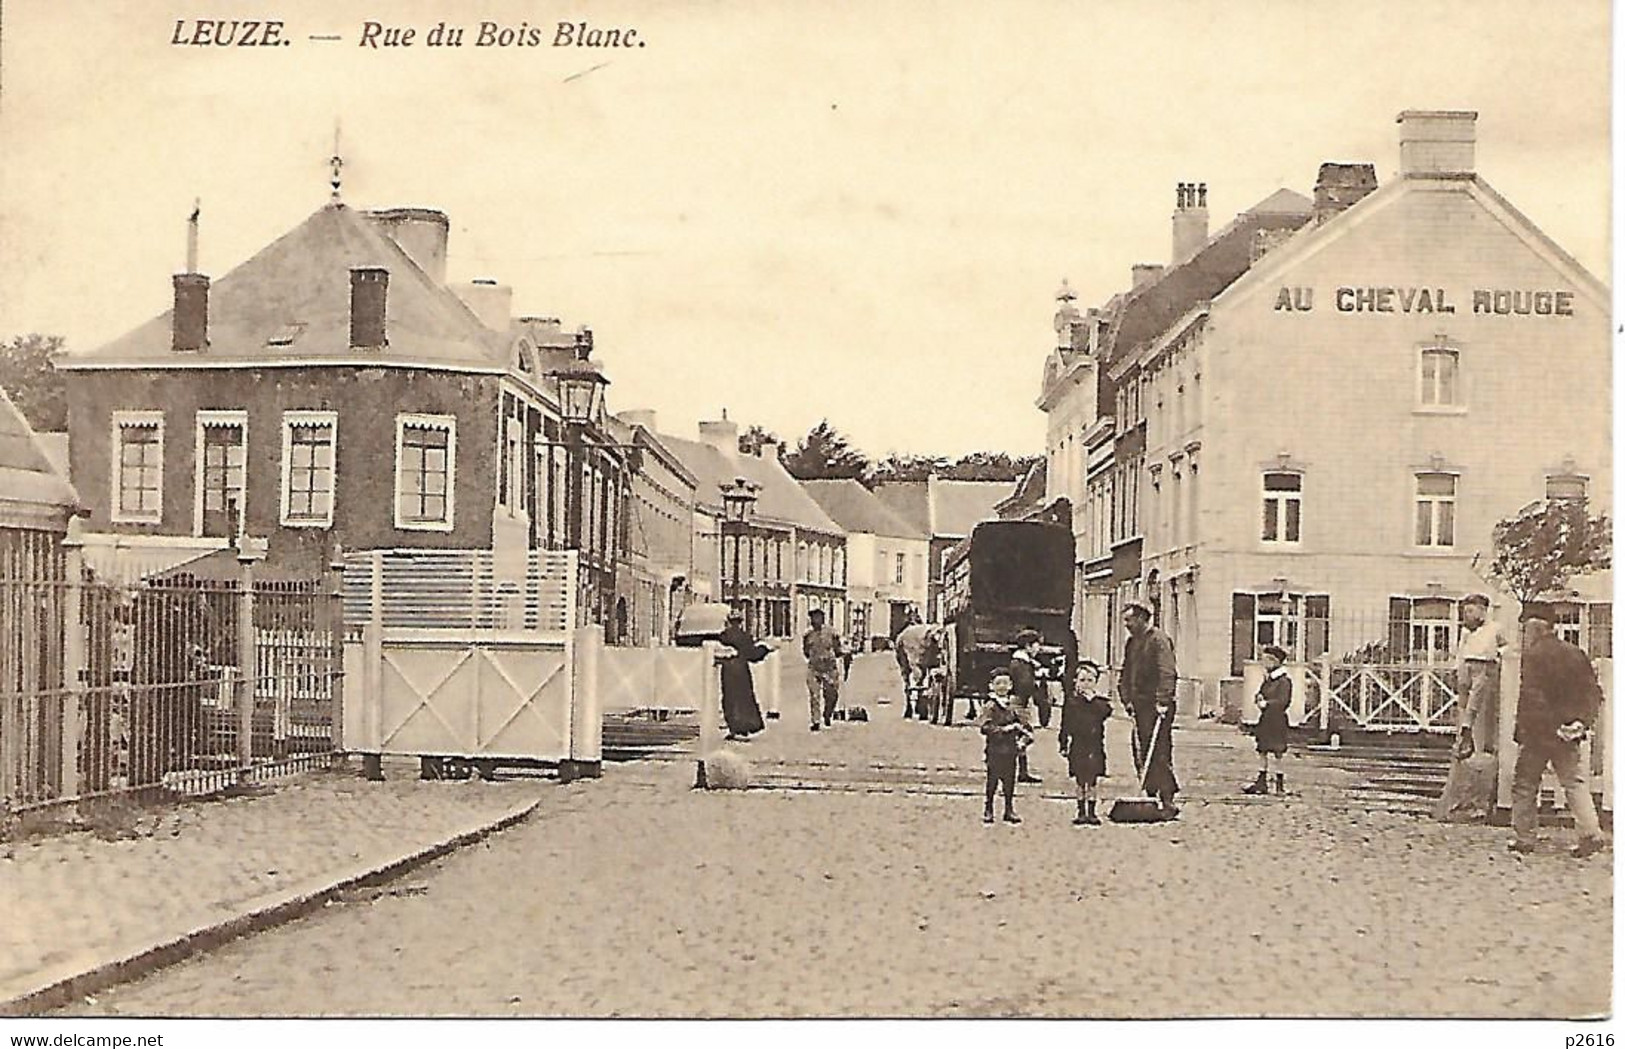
(57, 200, 641, 630)
(1041, 110, 1611, 719)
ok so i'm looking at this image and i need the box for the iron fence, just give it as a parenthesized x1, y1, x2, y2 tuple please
(1, 533, 344, 816)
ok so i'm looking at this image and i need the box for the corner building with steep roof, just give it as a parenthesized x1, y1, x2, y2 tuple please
(1041, 111, 1610, 731)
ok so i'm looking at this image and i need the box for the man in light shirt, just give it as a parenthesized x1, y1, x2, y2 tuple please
(1456, 594, 1507, 756)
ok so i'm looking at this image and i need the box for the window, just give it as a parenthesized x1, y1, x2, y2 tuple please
(1261, 472, 1302, 544)
(281, 412, 337, 528)
(112, 412, 164, 523)
(1230, 592, 1330, 675)
(1546, 473, 1588, 502)
(196, 412, 246, 538)
(1414, 472, 1457, 548)
(895, 552, 905, 585)
(1418, 345, 1461, 407)
(1170, 464, 1184, 547)
(500, 405, 525, 516)
(1551, 602, 1584, 647)
(1388, 597, 1458, 664)
(395, 414, 456, 530)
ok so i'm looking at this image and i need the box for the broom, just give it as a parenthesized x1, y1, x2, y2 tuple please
(1109, 707, 1172, 823)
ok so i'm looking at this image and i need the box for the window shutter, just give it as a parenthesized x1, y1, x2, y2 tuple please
(1306, 594, 1331, 658)
(1231, 592, 1256, 677)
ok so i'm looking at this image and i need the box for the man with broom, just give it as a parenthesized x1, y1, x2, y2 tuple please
(1118, 602, 1180, 818)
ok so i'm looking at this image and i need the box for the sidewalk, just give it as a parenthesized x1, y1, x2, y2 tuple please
(2, 762, 550, 1015)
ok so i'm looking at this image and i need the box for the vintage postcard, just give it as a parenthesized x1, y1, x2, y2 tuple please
(0, 0, 1613, 1039)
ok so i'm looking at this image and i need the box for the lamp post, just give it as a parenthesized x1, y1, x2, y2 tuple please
(719, 476, 760, 629)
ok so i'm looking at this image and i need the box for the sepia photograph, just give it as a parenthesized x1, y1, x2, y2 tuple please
(0, 0, 1614, 1037)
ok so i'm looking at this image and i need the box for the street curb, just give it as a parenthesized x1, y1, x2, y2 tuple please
(1, 793, 547, 1017)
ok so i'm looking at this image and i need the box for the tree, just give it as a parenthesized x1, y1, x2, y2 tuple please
(783, 420, 870, 480)
(867, 453, 949, 485)
(1484, 497, 1612, 605)
(738, 423, 782, 459)
(942, 452, 1043, 482)
(0, 334, 68, 431)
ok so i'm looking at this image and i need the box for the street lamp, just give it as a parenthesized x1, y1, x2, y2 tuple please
(719, 476, 760, 628)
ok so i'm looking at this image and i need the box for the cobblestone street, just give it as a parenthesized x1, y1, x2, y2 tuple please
(50, 655, 1611, 1018)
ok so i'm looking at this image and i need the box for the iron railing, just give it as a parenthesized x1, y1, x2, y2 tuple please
(0, 532, 344, 815)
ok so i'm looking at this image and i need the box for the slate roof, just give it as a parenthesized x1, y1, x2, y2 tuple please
(801, 479, 926, 539)
(1107, 190, 1313, 364)
(930, 478, 1016, 539)
(871, 478, 1014, 540)
(871, 482, 930, 537)
(61, 203, 504, 369)
(995, 460, 1047, 518)
(659, 435, 844, 536)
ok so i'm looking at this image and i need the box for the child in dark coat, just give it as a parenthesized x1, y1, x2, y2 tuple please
(1244, 645, 1292, 795)
(1059, 660, 1112, 825)
(977, 668, 1034, 824)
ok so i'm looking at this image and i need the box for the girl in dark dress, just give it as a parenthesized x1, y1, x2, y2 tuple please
(1244, 644, 1291, 794)
(1059, 661, 1112, 825)
(719, 611, 769, 740)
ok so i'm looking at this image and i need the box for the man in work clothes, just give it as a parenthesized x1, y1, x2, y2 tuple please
(1119, 602, 1180, 816)
(1436, 593, 1508, 821)
(803, 608, 845, 731)
(1509, 612, 1607, 858)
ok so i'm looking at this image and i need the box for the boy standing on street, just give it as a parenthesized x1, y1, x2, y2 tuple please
(978, 668, 1034, 824)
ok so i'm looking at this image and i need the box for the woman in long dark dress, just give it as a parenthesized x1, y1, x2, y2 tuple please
(719, 611, 769, 740)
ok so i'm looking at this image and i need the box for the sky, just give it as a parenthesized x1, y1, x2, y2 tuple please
(0, 0, 1612, 460)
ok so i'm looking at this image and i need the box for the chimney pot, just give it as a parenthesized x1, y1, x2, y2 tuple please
(453, 280, 514, 332)
(366, 208, 450, 284)
(697, 419, 741, 456)
(1396, 110, 1477, 177)
(1313, 162, 1380, 223)
(172, 273, 210, 352)
(349, 267, 389, 349)
(1171, 181, 1209, 265)
(1131, 263, 1165, 291)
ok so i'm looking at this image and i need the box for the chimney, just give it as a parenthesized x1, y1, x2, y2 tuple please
(1397, 110, 1477, 177)
(171, 273, 209, 352)
(1131, 263, 1165, 290)
(697, 419, 740, 456)
(759, 440, 780, 462)
(349, 267, 389, 349)
(619, 408, 659, 432)
(1171, 181, 1209, 265)
(454, 279, 513, 332)
(1313, 163, 1379, 223)
(367, 208, 449, 284)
